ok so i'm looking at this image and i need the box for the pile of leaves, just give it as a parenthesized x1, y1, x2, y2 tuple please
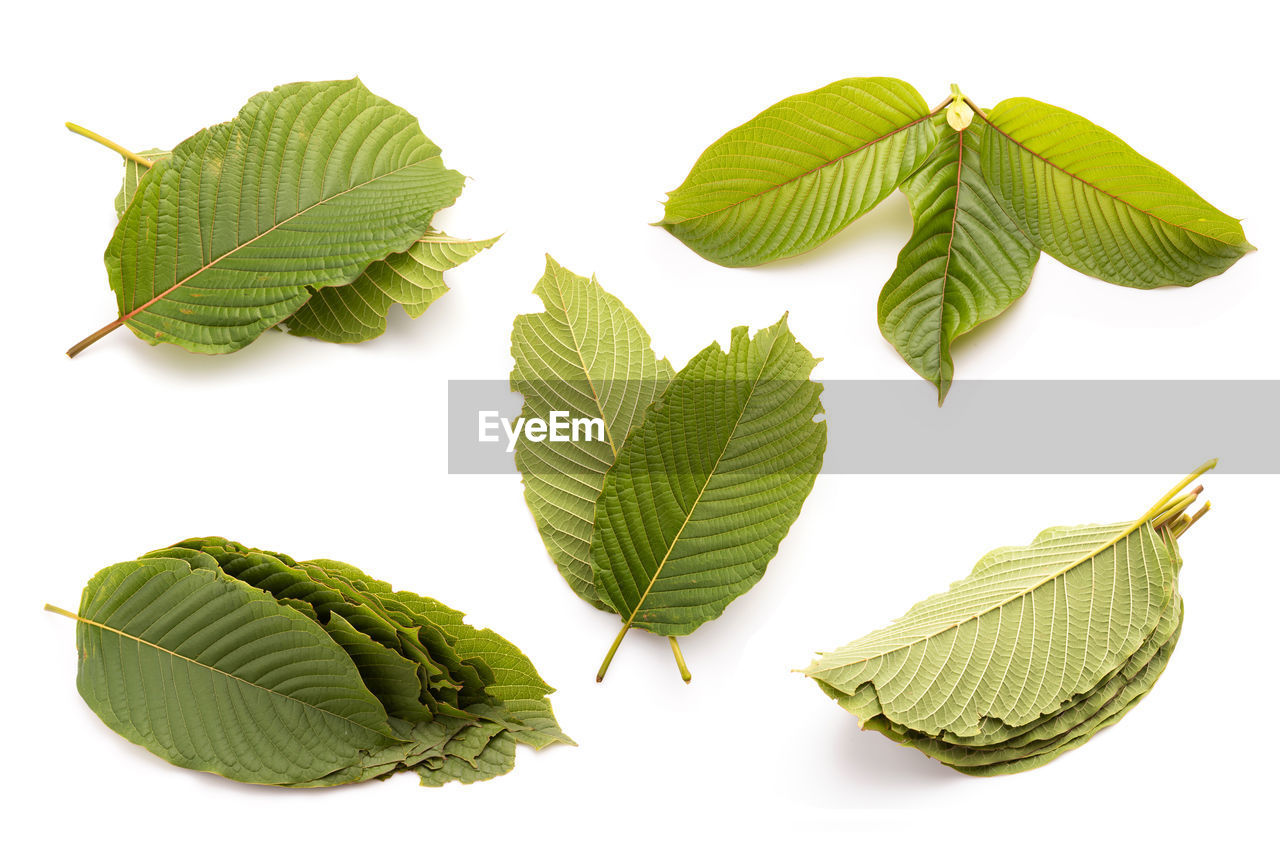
(511, 257, 827, 682)
(47, 537, 571, 787)
(802, 462, 1213, 775)
(660, 79, 1254, 402)
(67, 79, 494, 357)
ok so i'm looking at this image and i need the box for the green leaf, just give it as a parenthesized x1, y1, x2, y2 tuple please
(511, 257, 673, 609)
(592, 315, 826, 675)
(980, 97, 1253, 287)
(68, 558, 401, 785)
(283, 233, 499, 343)
(53, 538, 571, 788)
(77, 79, 465, 356)
(660, 77, 940, 267)
(802, 462, 1213, 775)
(878, 120, 1039, 402)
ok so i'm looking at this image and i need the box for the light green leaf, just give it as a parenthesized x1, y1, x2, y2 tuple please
(660, 77, 940, 267)
(805, 519, 1177, 735)
(69, 558, 401, 785)
(980, 97, 1253, 287)
(803, 463, 1213, 775)
(879, 120, 1039, 402)
(511, 257, 673, 609)
(592, 315, 826, 674)
(80, 79, 465, 356)
(284, 233, 499, 343)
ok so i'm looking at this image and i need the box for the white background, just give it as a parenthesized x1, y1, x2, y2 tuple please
(3, 1, 1276, 849)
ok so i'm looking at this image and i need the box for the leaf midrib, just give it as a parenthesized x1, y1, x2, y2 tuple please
(933, 129, 966, 384)
(615, 329, 784, 630)
(664, 110, 939, 225)
(78, 596, 394, 739)
(548, 273, 618, 456)
(810, 516, 1161, 672)
(120, 154, 441, 327)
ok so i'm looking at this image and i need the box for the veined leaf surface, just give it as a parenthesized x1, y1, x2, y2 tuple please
(981, 97, 1252, 287)
(592, 315, 826, 650)
(878, 120, 1038, 402)
(284, 233, 499, 343)
(803, 463, 1213, 774)
(660, 77, 940, 266)
(83, 79, 465, 355)
(71, 558, 400, 785)
(511, 257, 673, 608)
(804, 520, 1178, 736)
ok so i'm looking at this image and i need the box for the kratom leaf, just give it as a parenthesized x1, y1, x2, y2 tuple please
(64, 558, 401, 786)
(980, 97, 1253, 287)
(802, 461, 1213, 775)
(49, 538, 570, 788)
(878, 120, 1038, 403)
(71, 79, 465, 356)
(511, 257, 673, 609)
(660, 77, 941, 266)
(283, 233, 499, 343)
(658, 80, 1252, 401)
(592, 315, 826, 678)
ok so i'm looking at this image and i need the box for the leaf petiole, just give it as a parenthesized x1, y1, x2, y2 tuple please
(66, 317, 125, 359)
(597, 623, 628, 682)
(43, 603, 79, 620)
(669, 637, 691, 684)
(66, 122, 155, 168)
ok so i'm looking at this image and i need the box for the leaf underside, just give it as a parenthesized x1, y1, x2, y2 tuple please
(283, 233, 499, 343)
(106, 79, 465, 353)
(69, 538, 569, 788)
(980, 97, 1252, 287)
(661, 77, 940, 267)
(878, 120, 1039, 402)
(511, 257, 673, 609)
(803, 469, 1210, 775)
(592, 315, 827, 636)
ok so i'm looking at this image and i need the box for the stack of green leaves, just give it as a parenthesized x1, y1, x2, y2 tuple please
(510, 257, 827, 683)
(801, 462, 1214, 775)
(67, 79, 495, 357)
(660, 78, 1253, 402)
(47, 537, 571, 787)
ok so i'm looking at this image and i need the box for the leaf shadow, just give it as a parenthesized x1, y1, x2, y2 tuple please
(824, 715, 967, 791)
(78, 326, 307, 377)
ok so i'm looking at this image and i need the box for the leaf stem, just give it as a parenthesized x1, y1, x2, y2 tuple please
(1153, 486, 1202, 530)
(1140, 459, 1217, 523)
(597, 623, 629, 682)
(44, 603, 79, 620)
(66, 316, 125, 358)
(66, 122, 154, 167)
(668, 637, 692, 684)
(1175, 501, 1211, 538)
(961, 96, 990, 121)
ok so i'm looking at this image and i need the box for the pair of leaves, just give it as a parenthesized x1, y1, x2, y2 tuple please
(801, 461, 1213, 775)
(69, 79, 494, 356)
(661, 78, 1253, 401)
(511, 258, 827, 682)
(49, 537, 570, 787)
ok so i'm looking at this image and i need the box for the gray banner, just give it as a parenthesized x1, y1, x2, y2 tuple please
(448, 380, 1279, 474)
